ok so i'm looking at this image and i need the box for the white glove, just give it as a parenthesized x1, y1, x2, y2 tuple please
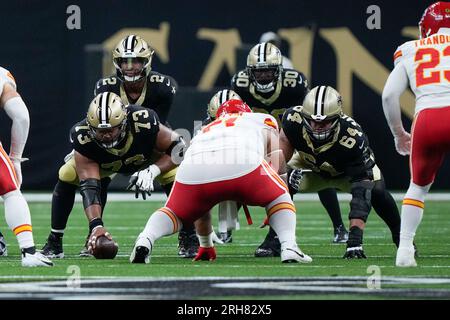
(127, 165, 161, 199)
(394, 131, 411, 156)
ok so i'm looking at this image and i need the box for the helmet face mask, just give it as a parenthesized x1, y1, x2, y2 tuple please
(87, 92, 128, 149)
(301, 86, 343, 142)
(207, 89, 242, 119)
(112, 35, 154, 82)
(246, 42, 283, 93)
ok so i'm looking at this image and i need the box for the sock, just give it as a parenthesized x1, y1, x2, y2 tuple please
(197, 233, 213, 248)
(318, 188, 344, 229)
(266, 193, 297, 248)
(371, 179, 401, 246)
(139, 208, 182, 245)
(3, 190, 34, 249)
(399, 182, 430, 249)
(51, 180, 77, 235)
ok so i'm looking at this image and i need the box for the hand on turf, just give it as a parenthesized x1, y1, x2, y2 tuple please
(193, 246, 216, 261)
(343, 245, 367, 259)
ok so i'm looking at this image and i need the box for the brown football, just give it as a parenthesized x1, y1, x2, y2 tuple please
(92, 235, 119, 259)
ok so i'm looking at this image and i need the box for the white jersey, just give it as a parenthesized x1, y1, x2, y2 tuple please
(393, 28, 450, 113)
(177, 112, 279, 184)
(0, 67, 17, 97)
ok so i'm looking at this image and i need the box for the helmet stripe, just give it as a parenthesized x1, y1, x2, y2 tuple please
(220, 90, 228, 104)
(100, 92, 109, 125)
(126, 35, 136, 52)
(315, 86, 326, 116)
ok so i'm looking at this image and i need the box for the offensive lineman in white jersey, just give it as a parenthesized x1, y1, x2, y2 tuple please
(0, 66, 53, 266)
(382, 1, 450, 267)
(130, 99, 312, 264)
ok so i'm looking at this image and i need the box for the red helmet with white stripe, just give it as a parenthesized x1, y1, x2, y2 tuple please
(216, 99, 252, 118)
(419, 2, 450, 39)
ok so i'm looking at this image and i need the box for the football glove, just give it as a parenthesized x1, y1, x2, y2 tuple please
(193, 246, 216, 261)
(127, 165, 161, 200)
(288, 168, 306, 192)
(394, 131, 411, 156)
(343, 245, 367, 259)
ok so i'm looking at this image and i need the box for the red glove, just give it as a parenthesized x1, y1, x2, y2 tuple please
(193, 246, 216, 261)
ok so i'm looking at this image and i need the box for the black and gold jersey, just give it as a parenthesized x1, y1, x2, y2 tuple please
(282, 106, 376, 181)
(231, 68, 309, 124)
(70, 105, 160, 174)
(94, 71, 177, 124)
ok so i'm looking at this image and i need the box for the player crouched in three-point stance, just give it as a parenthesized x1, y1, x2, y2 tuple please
(283, 86, 402, 259)
(382, 2, 450, 267)
(0, 66, 52, 266)
(65, 92, 181, 255)
(130, 99, 312, 264)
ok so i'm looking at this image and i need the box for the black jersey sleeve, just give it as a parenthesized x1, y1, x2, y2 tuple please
(69, 121, 97, 159)
(94, 76, 119, 96)
(281, 106, 304, 149)
(344, 132, 376, 182)
(149, 74, 177, 124)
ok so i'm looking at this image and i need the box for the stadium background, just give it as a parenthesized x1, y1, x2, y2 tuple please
(0, 0, 445, 190)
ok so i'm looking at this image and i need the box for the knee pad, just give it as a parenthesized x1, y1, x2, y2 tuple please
(58, 159, 79, 185)
(349, 180, 374, 222)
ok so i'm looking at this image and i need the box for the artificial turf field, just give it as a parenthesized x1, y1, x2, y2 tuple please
(0, 198, 449, 299)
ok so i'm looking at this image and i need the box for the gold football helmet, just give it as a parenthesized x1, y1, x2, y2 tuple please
(301, 86, 343, 141)
(112, 35, 154, 82)
(207, 89, 242, 119)
(87, 92, 127, 149)
(246, 42, 283, 93)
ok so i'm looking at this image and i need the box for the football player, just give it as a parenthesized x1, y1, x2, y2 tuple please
(41, 35, 197, 259)
(382, 2, 450, 267)
(282, 86, 403, 258)
(0, 66, 53, 266)
(130, 99, 312, 264)
(62, 92, 183, 255)
(232, 42, 347, 257)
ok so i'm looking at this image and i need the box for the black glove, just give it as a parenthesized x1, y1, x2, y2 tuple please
(288, 169, 305, 192)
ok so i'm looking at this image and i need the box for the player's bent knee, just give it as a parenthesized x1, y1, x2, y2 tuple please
(1, 189, 21, 200)
(58, 161, 79, 185)
(265, 193, 296, 218)
(349, 180, 374, 222)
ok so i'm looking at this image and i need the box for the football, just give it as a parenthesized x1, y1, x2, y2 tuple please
(92, 236, 119, 259)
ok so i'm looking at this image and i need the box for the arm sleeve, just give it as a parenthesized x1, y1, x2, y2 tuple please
(3, 96, 30, 159)
(381, 62, 410, 137)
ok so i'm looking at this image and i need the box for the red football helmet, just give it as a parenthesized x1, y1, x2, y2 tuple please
(419, 2, 450, 39)
(216, 99, 252, 117)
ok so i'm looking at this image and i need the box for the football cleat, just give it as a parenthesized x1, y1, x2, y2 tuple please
(333, 224, 349, 244)
(22, 248, 54, 267)
(0, 232, 7, 257)
(130, 237, 152, 264)
(178, 229, 199, 258)
(40, 233, 64, 259)
(255, 228, 281, 257)
(217, 231, 233, 244)
(396, 246, 417, 267)
(281, 244, 312, 263)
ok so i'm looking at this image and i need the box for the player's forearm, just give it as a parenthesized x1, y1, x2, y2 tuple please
(153, 153, 176, 174)
(382, 64, 409, 137)
(3, 96, 29, 158)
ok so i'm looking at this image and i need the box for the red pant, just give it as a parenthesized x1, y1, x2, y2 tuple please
(411, 106, 450, 186)
(165, 162, 288, 224)
(0, 143, 18, 195)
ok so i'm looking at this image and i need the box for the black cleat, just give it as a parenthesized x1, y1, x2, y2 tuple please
(131, 246, 150, 264)
(40, 233, 64, 259)
(255, 228, 281, 257)
(333, 224, 349, 244)
(0, 232, 7, 257)
(178, 229, 199, 258)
